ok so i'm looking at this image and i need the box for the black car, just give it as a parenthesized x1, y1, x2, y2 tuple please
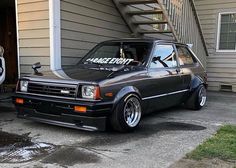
(13, 38, 207, 132)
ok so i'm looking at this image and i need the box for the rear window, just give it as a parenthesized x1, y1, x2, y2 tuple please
(176, 46, 197, 66)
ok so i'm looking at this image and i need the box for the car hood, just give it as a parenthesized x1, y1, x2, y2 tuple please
(24, 66, 142, 84)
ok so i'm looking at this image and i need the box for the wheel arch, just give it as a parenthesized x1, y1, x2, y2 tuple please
(189, 75, 206, 92)
(112, 86, 142, 111)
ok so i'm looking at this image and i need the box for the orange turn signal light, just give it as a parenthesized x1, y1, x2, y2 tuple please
(105, 92, 113, 97)
(74, 106, 87, 113)
(94, 86, 101, 100)
(16, 98, 24, 104)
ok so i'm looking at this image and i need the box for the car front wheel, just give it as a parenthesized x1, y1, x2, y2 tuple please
(110, 94, 142, 132)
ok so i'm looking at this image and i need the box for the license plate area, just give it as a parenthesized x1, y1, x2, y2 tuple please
(36, 102, 62, 116)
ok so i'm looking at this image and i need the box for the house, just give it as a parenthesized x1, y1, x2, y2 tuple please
(0, 0, 235, 92)
(195, 0, 236, 92)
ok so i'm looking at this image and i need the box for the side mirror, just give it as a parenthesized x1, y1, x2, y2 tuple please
(32, 62, 41, 73)
(152, 56, 161, 64)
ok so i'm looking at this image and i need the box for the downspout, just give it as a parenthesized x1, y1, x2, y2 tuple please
(15, 0, 20, 78)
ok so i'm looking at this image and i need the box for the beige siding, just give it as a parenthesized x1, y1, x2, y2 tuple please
(195, 0, 236, 91)
(60, 0, 131, 66)
(17, 0, 50, 75)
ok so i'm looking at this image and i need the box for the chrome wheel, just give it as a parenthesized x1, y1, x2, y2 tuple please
(123, 97, 141, 128)
(199, 86, 207, 107)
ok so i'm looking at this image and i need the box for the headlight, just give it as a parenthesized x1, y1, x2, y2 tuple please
(20, 80, 28, 92)
(81, 85, 100, 99)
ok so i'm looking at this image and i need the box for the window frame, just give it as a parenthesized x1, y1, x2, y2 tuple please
(216, 12, 236, 53)
(148, 43, 178, 70)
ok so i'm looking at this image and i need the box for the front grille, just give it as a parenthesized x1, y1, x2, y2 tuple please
(28, 82, 77, 98)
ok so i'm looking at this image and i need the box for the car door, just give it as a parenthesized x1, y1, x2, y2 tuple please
(144, 43, 184, 112)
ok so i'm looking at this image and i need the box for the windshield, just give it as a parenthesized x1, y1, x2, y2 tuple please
(78, 42, 152, 67)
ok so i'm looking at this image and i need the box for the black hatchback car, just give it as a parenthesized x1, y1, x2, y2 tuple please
(13, 38, 207, 132)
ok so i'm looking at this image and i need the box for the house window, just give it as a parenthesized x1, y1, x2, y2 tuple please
(217, 13, 236, 51)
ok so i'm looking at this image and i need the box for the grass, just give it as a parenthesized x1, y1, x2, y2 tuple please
(187, 125, 236, 161)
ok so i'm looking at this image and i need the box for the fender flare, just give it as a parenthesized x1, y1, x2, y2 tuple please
(112, 86, 141, 111)
(189, 76, 205, 92)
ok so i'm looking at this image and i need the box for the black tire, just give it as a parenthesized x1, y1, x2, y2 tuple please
(110, 94, 142, 132)
(185, 85, 207, 110)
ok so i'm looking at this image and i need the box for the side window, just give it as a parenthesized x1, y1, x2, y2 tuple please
(176, 46, 197, 66)
(150, 44, 177, 68)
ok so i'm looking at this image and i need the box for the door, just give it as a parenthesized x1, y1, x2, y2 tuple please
(144, 44, 184, 112)
(0, 5, 18, 84)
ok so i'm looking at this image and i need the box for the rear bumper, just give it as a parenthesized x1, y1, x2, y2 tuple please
(13, 94, 113, 131)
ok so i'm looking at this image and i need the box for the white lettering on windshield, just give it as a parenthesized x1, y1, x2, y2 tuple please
(86, 58, 134, 65)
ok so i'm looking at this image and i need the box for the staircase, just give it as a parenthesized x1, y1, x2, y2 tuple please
(112, 0, 177, 39)
(113, 0, 208, 66)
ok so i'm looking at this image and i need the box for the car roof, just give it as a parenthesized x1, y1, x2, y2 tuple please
(102, 38, 188, 46)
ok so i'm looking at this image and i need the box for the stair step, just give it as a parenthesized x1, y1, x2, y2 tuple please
(120, 0, 156, 5)
(127, 10, 163, 15)
(138, 29, 172, 34)
(133, 20, 168, 25)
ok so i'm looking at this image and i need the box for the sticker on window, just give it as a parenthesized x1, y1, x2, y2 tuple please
(86, 58, 134, 65)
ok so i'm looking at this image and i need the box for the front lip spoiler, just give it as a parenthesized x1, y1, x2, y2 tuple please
(18, 115, 101, 131)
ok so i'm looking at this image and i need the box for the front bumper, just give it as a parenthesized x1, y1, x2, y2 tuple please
(13, 94, 113, 131)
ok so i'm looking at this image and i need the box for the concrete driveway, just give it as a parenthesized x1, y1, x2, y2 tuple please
(0, 91, 235, 168)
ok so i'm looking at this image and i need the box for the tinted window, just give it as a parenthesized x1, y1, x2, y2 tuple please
(150, 44, 177, 68)
(176, 46, 196, 66)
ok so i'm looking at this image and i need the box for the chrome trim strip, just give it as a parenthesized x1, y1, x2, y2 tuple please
(16, 91, 102, 102)
(142, 89, 189, 100)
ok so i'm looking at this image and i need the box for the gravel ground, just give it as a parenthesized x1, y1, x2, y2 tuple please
(0, 91, 235, 168)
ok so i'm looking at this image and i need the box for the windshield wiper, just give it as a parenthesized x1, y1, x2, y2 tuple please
(107, 65, 131, 78)
(111, 64, 125, 72)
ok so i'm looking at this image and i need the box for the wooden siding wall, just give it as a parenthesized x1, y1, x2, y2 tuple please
(195, 0, 236, 91)
(60, 0, 132, 66)
(17, 0, 50, 76)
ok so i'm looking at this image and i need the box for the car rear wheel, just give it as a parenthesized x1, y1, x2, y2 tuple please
(110, 94, 142, 132)
(185, 85, 207, 110)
